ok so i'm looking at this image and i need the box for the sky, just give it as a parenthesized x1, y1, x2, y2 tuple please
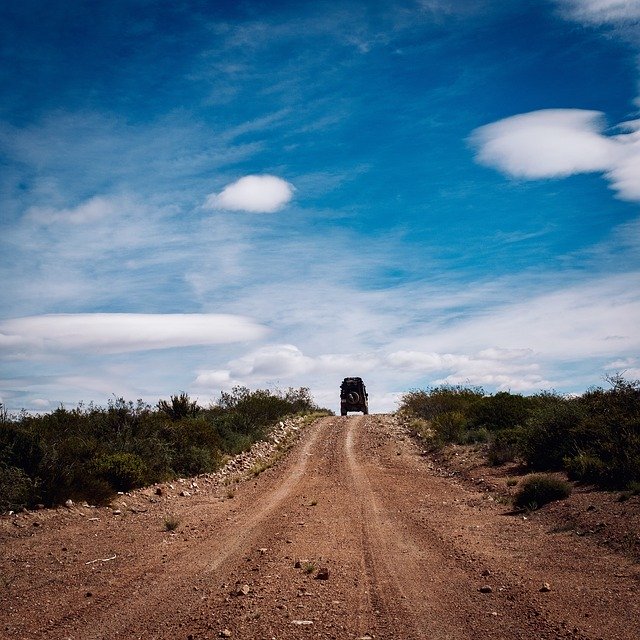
(1, 0, 640, 414)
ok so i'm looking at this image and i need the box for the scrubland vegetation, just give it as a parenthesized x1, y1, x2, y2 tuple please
(0, 387, 326, 512)
(399, 375, 640, 497)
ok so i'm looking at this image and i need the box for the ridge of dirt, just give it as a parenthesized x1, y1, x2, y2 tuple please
(1, 414, 638, 640)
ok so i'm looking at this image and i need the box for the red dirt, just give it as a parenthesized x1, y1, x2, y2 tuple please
(1, 415, 639, 639)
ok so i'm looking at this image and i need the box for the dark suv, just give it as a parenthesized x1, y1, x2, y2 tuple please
(340, 377, 369, 416)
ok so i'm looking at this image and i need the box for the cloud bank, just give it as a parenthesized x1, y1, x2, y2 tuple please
(205, 175, 294, 213)
(0, 314, 267, 355)
(471, 109, 640, 201)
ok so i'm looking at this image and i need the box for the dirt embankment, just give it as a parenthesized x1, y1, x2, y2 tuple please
(1, 415, 638, 639)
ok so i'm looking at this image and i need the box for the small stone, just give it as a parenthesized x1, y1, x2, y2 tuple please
(85, 591, 92, 598)
(219, 630, 232, 638)
(180, 490, 191, 497)
(291, 620, 313, 625)
(65, 499, 74, 508)
(481, 569, 491, 577)
(155, 487, 163, 496)
(540, 582, 552, 592)
(294, 560, 302, 568)
(479, 585, 493, 593)
(315, 567, 330, 580)
(234, 583, 250, 596)
(112, 509, 122, 515)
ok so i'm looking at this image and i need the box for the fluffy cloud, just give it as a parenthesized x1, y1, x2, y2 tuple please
(205, 175, 294, 213)
(471, 109, 640, 201)
(0, 313, 267, 355)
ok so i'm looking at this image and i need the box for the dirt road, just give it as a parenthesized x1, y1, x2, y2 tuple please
(1, 415, 639, 639)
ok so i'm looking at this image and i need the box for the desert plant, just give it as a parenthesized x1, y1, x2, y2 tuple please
(487, 428, 523, 466)
(469, 392, 534, 431)
(158, 393, 201, 421)
(399, 385, 484, 421)
(163, 513, 180, 531)
(93, 452, 147, 492)
(513, 474, 572, 511)
(519, 396, 584, 470)
(0, 465, 39, 512)
(431, 411, 468, 445)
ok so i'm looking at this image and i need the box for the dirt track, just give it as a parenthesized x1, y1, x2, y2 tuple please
(1, 415, 639, 639)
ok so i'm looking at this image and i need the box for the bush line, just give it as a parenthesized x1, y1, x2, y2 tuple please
(0, 387, 328, 512)
(399, 374, 640, 492)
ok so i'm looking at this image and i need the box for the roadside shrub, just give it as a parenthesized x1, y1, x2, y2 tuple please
(469, 392, 534, 431)
(171, 445, 220, 477)
(1, 387, 320, 511)
(0, 465, 39, 512)
(519, 396, 584, 470)
(431, 411, 469, 445)
(399, 385, 484, 421)
(407, 418, 433, 440)
(513, 474, 572, 511)
(564, 452, 608, 485)
(158, 392, 201, 421)
(94, 452, 147, 492)
(572, 376, 640, 488)
(487, 428, 523, 466)
(459, 427, 490, 445)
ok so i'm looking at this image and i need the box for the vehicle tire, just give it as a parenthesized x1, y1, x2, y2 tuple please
(363, 407, 368, 415)
(341, 409, 347, 416)
(347, 392, 359, 403)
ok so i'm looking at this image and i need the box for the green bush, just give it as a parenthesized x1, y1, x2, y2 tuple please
(0, 387, 321, 511)
(519, 396, 584, 470)
(94, 452, 148, 492)
(158, 392, 201, 421)
(469, 392, 534, 431)
(513, 474, 572, 511)
(399, 385, 484, 421)
(0, 465, 39, 511)
(431, 411, 469, 445)
(487, 427, 523, 466)
(564, 452, 608, 485)
(573, 376, 640, 488)
(171, 445, 220, 477)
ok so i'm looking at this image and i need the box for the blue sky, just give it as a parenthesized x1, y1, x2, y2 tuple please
(1, 0, 639, 413)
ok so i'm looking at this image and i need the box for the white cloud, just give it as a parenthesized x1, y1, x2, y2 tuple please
(205, 175, 294, 213)
(471, 109, 614, 178)
(393, 272, 640, 360)
(557, 0, 640, 25)
(0, 313, 267, 355)
(24, 195, 120, 225)
(207, 344, 380, 384)
(385, 349, 548, 392)
(471, 109, 640, 201)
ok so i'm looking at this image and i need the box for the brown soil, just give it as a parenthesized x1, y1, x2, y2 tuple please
(1, 415, 639, 640)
